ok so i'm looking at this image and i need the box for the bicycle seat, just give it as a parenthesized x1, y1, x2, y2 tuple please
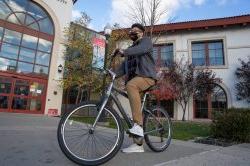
(143, 85, 158, 93)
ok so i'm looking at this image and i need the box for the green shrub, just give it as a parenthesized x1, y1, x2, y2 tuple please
(211, 108, 250, 143)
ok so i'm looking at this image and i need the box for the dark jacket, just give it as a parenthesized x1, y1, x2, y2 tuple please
(115, 36, 157, 82)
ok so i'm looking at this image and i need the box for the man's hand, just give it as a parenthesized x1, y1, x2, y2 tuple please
(113, 48, 124, 57)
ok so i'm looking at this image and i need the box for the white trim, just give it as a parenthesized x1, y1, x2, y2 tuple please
(32, 0, 65, 115)
(228, 45, 250, 49)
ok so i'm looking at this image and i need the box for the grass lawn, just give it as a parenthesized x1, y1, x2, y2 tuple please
(172, 121, 211, 141)
(69, 116, 211, 141)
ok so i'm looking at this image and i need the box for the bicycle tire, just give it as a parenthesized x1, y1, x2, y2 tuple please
(143, 106, 172, 152)
(57, 101, 124, 166)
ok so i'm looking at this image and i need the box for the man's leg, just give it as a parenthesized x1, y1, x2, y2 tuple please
(122, 77, 155, 153)
(126, 77, 155, 127)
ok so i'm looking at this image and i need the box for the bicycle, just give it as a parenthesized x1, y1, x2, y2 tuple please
(57, 55, 172, 166)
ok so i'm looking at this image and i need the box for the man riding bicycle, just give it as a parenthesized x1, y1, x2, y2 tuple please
(114, 23, 157, 153)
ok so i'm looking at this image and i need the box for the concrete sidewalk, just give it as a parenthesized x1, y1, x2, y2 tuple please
(0, 113, 249, 166)
(154, 144, 250, 166)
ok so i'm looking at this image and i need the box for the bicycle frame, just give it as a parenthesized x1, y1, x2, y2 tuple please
(92, 69, 151, 129)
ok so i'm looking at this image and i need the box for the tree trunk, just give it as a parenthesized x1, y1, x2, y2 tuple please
(75, 86, 81, 105)
(79, 88, 85, 103)
(150, 26, 153, 40)
(181, 102, 187, 121)
(65, 87, 70, 114)
(88, 85, 91, 100)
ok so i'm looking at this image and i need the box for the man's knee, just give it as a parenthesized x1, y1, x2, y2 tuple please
(126, 84, 136, 93)
(126, 80, 137, 90)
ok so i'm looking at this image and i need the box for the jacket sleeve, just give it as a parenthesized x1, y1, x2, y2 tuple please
(123, 37, 153, 57)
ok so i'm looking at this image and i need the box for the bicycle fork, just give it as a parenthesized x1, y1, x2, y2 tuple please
(91, 96, 109, 130)
(92, 78, 115, 129)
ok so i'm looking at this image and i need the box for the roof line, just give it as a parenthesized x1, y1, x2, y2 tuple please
(113, 14, 250, 33)
(153, 14, 250, 26)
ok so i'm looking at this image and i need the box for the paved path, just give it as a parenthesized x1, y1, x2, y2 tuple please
(0, 113, 249, 166)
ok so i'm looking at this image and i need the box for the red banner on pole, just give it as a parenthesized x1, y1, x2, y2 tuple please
(92, 37, 105, 47)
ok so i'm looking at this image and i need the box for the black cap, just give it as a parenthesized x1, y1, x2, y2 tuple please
(131, 23, 145, 32)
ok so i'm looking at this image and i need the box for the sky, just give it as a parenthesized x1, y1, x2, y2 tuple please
(73, 0, 250, 31)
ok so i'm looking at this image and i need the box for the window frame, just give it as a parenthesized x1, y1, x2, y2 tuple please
(0, 29, 52, 76)
(1, 0, 54, 35)
(193, 84, 228, 119)
(0, 0, 55, 79)
(153, 42, 175, 69)
(189, 37, 228, 69)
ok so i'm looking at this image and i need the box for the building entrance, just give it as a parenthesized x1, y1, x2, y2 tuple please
(0, 74, 47, 114)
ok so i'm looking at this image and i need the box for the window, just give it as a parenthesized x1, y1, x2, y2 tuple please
(7, 0, 28, 13)
(19, 48, 36, 63)
(153, 44, 174, 67)
(0, 57, 16, 71)
(14, 80, 29, 96)
(0, 1, 11, 20)
(36, 52, 50, 66)
(0, 27, 3, 37)
(194, 84, 227, 119)
(0, 0, 54, 77)
(21, 34, 38, 49)
(0, 77, 12, 94)
(3, 29, 22, 45)
(29, 99, 41, 111)
(0, 28, 52, 76)
(211, 85, 227, 111)
(38, 39, 52, 53)
(192, 40, 224, 66)
(17, 61, 33, 73)
(12, 97, 28, 110)
(0, 0, 54, 35)
(0, 96, 8, 108)
(34, 65, 48, 75)
(0, 43, 19, 59)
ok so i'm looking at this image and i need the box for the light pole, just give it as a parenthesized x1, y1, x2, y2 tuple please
(99, 23, 112, 123)
(102, 23, 112, 95)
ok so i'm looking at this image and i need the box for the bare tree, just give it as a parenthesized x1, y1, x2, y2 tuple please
(163, 58, 221, 121)
(74, 11, 92, 27)
(126, 0, 175, 41)
(127, 0, 168, 26)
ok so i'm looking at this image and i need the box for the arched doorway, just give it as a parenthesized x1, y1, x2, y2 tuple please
(194, 84, 228, 119)
(0, 0, 54, 114)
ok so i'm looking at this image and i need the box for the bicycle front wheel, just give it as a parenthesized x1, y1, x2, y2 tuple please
(143, 106, 172, 152)
(57, 101, 124, 166)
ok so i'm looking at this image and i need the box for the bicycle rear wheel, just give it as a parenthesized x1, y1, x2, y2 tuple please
(143, 106, 172, 152)
(57, 101, 124, 166)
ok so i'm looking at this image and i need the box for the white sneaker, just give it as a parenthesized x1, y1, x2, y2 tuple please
(128, 123, 144, 137)
(122, 144, 144, 153)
